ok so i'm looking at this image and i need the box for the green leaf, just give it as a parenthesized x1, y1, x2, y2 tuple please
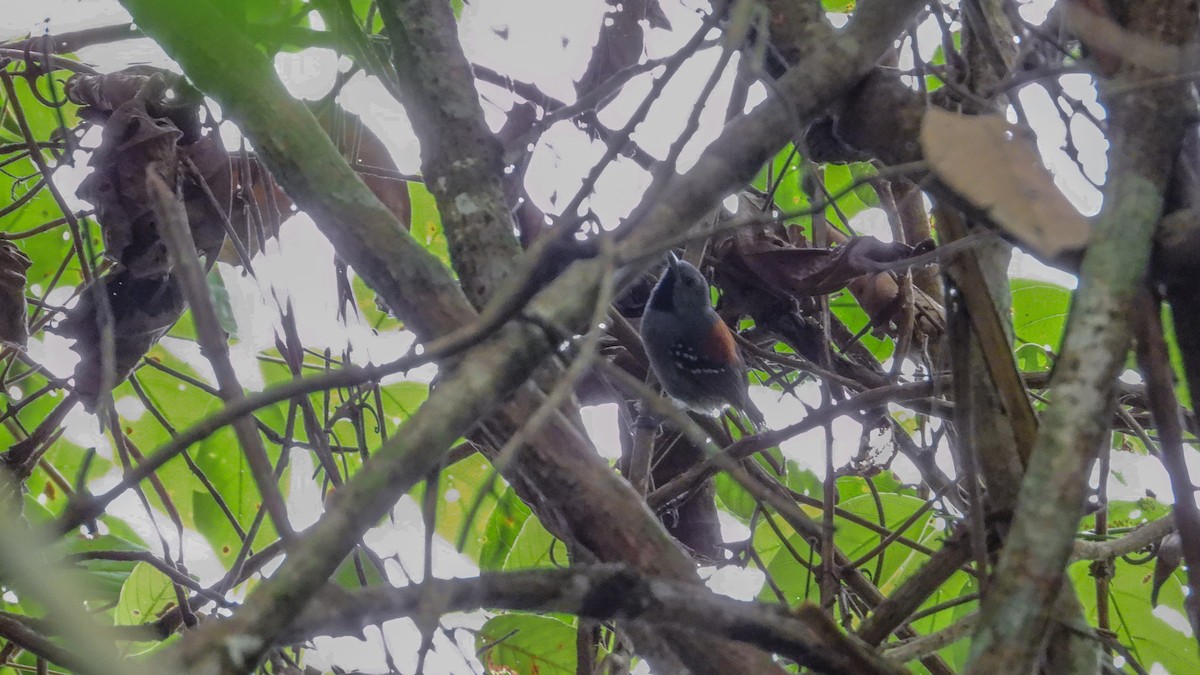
(60, 531, 146, 557)
(352, 272, 401, 331)
(479, 487, 532, 570)
(1159, 307, 1192, 408)
(1, 157, 82, 288)
(715, 451, 788, 522)
(752, 511, 810, 603)
(28, 440, 110, 515)
(758, 482, 938, 608)
(502, 512, 560, 570)
(477, 613, 577, 675)
(1011, 278, 1071, 354)
(20, 493, 54, 527)
(830, 291, 895, 362)
(59, 533, 147, 605)
(836, 493, 937, 592)
(129, 632, 182, 661)
(1015, 342, 1052, 373)
(409, 182, 451, 268)
(114, 562, 177, 649)
(1, 68, 82, 297)
(380, 380, 430, 424)
(169, 268, 238, 341)
(715, 471, 759, 521)
(1069, 556, 1200, 674)
(905, 570, 977, 669)
(822, 0, 856, 11)
(1080, 498, 1170, 532)
(98, 516, 149, 549)
(1, 69, 79, 148)
(752, 144, 877, 236)
(752, 145, 802, 204)
(191, 425, 282, 567)
(784, 463, 823, 498)
(836, 473, 918, 501)
(350, 0, 386, 32)
(210, 0, 307, 28)
(824, 162, 877, 216)
(120, 344, 290, 536)
(331, 548, 388, 590)
(208, 269, 239, 337)
(925, 31, 963, 92)
(412, 452, 504, 561)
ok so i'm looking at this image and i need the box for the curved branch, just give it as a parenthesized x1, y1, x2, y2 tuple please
(283, 565, 905, 675)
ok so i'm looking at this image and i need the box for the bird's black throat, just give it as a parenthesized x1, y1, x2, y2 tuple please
(647, 269, 676, 312)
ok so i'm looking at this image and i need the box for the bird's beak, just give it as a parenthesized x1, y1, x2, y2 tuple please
(666, 250, 681, 272)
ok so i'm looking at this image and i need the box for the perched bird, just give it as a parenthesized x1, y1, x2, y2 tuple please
(640, 252, 764, 428)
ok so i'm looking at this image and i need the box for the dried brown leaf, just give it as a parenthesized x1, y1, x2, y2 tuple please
(52, 270, 185, 411)
(710, 224, 944, 339)
(66, 67, 203, 142)
(717, 228, 926, 299)
(76, 97, 183, 276)
(73, 68, 236, 276)
(921, 108, 1091, 257)
(310, 103, 411, 227)
(218, 156, 295, 264)
(0, 242, 32, 348)
(181, 127, 233, 259)
(575, 0, 650, 106)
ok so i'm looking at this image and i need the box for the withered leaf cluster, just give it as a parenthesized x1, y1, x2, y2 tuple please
(712, 221, 944, 339)
(55, 67, 287, 409)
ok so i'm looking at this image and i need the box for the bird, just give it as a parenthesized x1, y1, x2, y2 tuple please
(640, 251, 765, 429)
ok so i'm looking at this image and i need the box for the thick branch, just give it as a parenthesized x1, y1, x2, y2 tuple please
(283, 565, 905, 675)
(377, 0, 522, 307)
(965, 2, 1198, 672)
(1069, 512, 1176, 563)
(0, 612, 94, 674)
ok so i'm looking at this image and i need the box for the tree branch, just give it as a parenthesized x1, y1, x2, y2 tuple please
(965, 1, 1198, 671)
(146, 169, 294, 541)
(283, 565, 905, 675)
(377, 0, 523, 307)
(1134, 293, 1200, 637)
(884, 613, 979, 665)
(1069, 512, 1176, 563)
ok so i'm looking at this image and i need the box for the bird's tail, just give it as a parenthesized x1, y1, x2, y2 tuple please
(741, 397, 766, 433)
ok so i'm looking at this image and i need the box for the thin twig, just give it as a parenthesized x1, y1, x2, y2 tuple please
(145, 166, 294, 541)
(1133, 290, 1200, 637)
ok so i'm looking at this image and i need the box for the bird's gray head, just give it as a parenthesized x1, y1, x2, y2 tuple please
(648, 251, 711, 314)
